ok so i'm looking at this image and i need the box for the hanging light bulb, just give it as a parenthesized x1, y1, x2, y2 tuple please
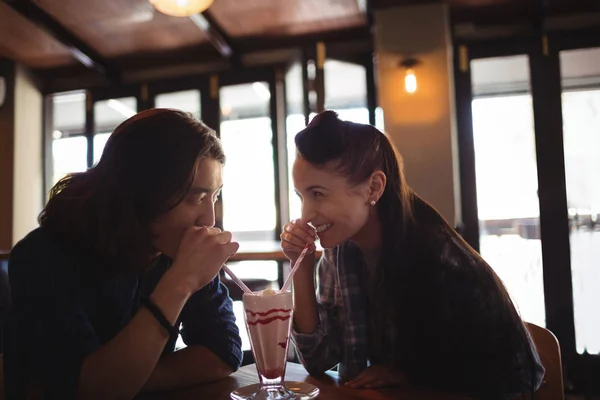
(404, 68, 417, 94)
(148, 0, 214, 17)
(399, 58, 420, 95)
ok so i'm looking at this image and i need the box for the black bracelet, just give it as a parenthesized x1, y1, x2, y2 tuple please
(141, 297, 179, 338)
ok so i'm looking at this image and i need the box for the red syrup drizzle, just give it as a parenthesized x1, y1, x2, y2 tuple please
(247, 315, 290, 326)
(278, 336, 288, 348)
(245, 308, 291, 317)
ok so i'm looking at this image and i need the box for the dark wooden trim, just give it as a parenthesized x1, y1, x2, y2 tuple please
(528, 39, 577, 361)
(234, 26, 369, 55)
(457, 35, 538, 59)
(191, 11, 241, 67)
(270, 71, 286, 289)
(199, 76, 220, 133)
(301, 48, 310, 126)
(452, 45, 480, 251)
(218, 66, 277, 87)
(456, 25, 600, 59)
(84, 91, 94, 168)
(315, 43, 325, 113)
(198, 76, 223, 229)
(0, 59, 16, 249)
(136, 83, 154, 112)
(5, 0, 120, 82)
(549, 26, 600, 52)
(365, 54, 377, 126)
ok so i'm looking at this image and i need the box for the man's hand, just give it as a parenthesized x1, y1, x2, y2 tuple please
(345, 364, 408, 389)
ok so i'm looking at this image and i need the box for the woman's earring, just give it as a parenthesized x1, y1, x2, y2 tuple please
(370, 200, 376, 206)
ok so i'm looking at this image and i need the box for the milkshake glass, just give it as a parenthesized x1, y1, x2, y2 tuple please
(237, 289, 295, 400)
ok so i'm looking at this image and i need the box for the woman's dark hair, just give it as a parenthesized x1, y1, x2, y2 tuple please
(295, 111, 537, 395)
(40, 108, 225, 274)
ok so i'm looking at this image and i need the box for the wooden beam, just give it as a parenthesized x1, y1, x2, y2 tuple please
(4, 0, 120, 82)
(0, 59, 15, 250)
(235, 27, 369, 54)
(189, 11, 241, 68)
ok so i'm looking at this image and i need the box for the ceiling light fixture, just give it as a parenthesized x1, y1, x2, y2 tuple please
(148, 0, 214, 17)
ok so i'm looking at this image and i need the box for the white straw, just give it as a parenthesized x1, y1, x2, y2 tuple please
(281, 245, 311, 292)
(223, 265, 252, 294)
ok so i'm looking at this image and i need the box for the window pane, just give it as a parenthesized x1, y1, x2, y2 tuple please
(233, 301, 250, 351)
(155, 90, 201, 119)
(53, 91, 86, 134)
(93, 133, 111, 164)
(471, 56, 545, 327)
(50, 91, 86, 186)
(225, 260, 278, 282)
(286, 114, 305, 222)
(93, 97, 137, 164)
(220, 83, 276, 241)
(285, 62, 305, 222)
(324, 60, 368, 122)
(560, 47, 600, 354)
(375, 106, 385, 132)
(52, 136, 87, 185)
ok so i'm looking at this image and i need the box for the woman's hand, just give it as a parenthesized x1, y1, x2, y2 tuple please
(168, 226, 239, 295)
(280, 219, 316, 263)
(345, 364, 408, 389)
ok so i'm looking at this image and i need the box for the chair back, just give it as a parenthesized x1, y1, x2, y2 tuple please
(525, 322, 564, 400)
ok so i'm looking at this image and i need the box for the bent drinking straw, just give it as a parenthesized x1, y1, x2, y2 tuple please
(280, 243, 311, 292)
(223, 265, 252, 294)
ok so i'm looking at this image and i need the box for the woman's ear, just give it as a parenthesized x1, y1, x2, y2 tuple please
(368, 170, 386, 205)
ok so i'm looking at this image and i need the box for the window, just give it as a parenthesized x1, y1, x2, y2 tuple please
(50, 91, 87, 187)
(93, 97, 137, 164)
(560, 47, 600, 354)
(155, 90, 201, 119)
(470, 56, 545, 327)
(219, 82, 276, 242)
(324, 59, 370, 124)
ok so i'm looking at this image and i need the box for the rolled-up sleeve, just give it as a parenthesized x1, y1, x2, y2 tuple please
(179, 274, 243, 371)
(291, 249, 343, 375)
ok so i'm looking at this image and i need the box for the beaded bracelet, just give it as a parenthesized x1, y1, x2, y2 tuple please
(141, 297, 179, 338)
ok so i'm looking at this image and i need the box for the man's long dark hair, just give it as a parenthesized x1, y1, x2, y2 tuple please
(295, 110, 539, 397)
(40, 108, 225, 274)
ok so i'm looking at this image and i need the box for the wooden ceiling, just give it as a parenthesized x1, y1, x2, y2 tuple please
(1, 0, 600, 86)
(209, 0, 365, 38)
(34, 0, 211, 58)
(0, 1, 73, 68)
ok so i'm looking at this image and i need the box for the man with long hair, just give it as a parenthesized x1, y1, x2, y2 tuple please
(4, 109, 241, 399)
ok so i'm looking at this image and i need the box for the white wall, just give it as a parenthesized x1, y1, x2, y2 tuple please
(12, 65, 43, 244)
(374, 3, 461, 225)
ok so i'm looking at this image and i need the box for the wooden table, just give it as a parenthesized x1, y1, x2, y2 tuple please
(139, 362, 471, 400)
(229, 241, 322, 263)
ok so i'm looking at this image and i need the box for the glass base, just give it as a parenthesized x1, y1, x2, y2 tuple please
(230, 381, 319, 400)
